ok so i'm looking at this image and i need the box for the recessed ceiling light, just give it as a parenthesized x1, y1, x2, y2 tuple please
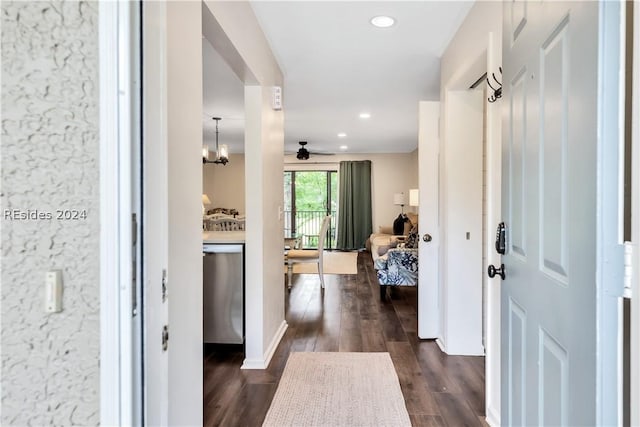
(359, 112, 371, 119)
(370, 15, 395, 28)
(340, 145, 348, 150)
(337, 132, 347, 138)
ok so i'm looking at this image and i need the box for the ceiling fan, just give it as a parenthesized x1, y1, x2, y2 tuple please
(289, 141, 335, 160)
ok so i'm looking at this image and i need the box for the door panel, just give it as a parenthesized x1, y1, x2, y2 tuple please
(507, 297, 526, 426)
(539, 17, 569, 283)
(501, 2, 601, 425)
(538, 328, 568, 426)
(509, 68, 527, 259)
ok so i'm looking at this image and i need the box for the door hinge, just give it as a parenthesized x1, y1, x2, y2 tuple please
(132, 213, 138, 316)
(161, 269, 168, 303)
(624, 242, 635, 299)
(162, 325, 169, 351)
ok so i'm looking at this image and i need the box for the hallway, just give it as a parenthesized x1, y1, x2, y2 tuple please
(203, 252, 486, 426)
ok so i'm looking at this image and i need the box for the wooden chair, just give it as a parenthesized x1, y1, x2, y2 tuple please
(210, 217, 245, 231)
(286, 215, 331, 290)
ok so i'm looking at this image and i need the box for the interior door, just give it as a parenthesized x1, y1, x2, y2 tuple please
(500, 1, 620, 425)
(417, 101, 440, 338)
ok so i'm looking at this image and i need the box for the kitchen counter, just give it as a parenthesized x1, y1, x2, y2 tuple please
(203, 231, 246, 244)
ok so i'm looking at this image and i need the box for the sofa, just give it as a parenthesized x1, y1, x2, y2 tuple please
(367, 212, 418, 262)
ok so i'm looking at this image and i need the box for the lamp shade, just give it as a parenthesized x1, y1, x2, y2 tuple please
(409, 189, 419, 207)
(217, 144, 229, 162)
(202, 194, 211, 205)
(393, 193, 405, 206)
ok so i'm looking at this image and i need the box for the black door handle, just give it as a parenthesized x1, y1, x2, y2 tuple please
(488, 264, 505, 280)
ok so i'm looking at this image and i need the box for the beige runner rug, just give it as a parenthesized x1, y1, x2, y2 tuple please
(286, 251, 358, 275)
(262, 352, 411, 427)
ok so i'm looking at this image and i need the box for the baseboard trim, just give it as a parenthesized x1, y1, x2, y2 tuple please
(241, 320, 288, 370)
(435, 337, 446, 353)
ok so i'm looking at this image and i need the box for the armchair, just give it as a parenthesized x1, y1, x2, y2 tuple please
(374, 247, 418, 299)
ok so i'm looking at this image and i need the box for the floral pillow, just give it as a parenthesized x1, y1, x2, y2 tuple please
(405, 224, 419, 248)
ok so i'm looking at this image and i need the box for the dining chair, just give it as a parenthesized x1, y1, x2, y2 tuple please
(210, 217, 244, 231)
(286, 215, 331, 290)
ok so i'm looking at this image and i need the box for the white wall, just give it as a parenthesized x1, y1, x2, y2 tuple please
(441, 90, 484, 356)
(166, 2, 203, 425)
(203, 1, 286, 369)
(1, 1, 100, 424)
(438, 2, 502, 425)
(203, 154, 246, 214)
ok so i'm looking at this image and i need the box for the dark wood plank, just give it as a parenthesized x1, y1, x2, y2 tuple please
(338, 309, 363, 352)
(219, 383, 276, 427)
(360, 319, 387, 352)
(410, 414, 447, 427)
(409, 336, 463, 394)
(387, 341, 439, 416)
(442, 355, 486, 415)
(434, 392, 484, 427)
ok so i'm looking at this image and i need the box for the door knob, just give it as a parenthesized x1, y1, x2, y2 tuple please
(422, 234, 432, 242)
(488, 264, 506, 280)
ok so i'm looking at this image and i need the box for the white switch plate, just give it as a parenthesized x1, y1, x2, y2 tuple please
(45, 270, 63, 313)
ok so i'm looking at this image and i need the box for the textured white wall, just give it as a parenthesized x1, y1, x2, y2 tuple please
(1, 1, 100, 424)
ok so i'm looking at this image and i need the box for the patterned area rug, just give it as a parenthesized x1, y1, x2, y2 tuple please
(286, 251, 358, 275)
(262, 352, 411, 427)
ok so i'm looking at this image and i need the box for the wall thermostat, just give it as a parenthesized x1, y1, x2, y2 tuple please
(272, 86, 282, 110)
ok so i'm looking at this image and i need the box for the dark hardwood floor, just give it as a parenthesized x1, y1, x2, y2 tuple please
(204, 252, 486, 427)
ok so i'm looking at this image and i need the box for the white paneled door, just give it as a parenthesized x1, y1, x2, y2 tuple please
(500, 1, 623, 426)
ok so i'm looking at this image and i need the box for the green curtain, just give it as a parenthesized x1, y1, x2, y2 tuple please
(336, 160, 372, 250)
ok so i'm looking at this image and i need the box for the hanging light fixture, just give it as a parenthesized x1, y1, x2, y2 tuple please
(203, 117, 229, 165)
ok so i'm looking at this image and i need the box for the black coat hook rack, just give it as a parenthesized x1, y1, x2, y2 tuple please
(487, 67, 502, 103)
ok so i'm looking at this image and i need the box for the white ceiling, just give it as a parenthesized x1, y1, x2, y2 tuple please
(202, 1, 474, 155)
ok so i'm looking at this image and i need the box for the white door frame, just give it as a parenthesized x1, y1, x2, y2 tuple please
(99, 1, 140, 425)
(99, 2, 133, 425)
(484, 31, 503, 427)
(631, 2, 640, 425)
(596, 2, 626, 423)
(417, 101, 440, 340)
(430, 32, 502, 426)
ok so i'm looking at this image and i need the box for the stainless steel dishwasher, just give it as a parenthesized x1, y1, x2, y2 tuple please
(203, 243, 244, 344)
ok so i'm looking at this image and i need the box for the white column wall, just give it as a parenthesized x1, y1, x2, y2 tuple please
(166, 2, 203, 425)
(202, 1, 286, 369)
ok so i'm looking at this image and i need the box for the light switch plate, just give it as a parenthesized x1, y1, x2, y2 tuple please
(272, 86, 282, 110)
(45, 270, 63, 313)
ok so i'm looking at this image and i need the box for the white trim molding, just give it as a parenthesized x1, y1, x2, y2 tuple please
(242, 321, 288, 370)
(631, 2, 640, 425)
(99, 1, 136, 425)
